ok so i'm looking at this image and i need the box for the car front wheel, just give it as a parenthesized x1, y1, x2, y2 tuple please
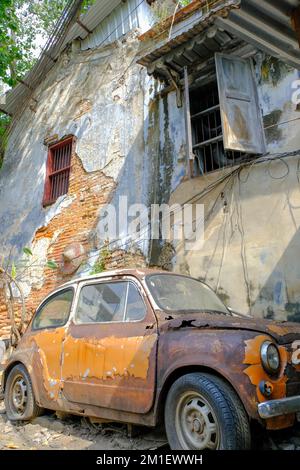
(165, 372, 251, 450)
(4, 364, 43, 421)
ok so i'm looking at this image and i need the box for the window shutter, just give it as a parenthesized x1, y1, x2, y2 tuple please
(215, 53, 266, 154)
(43, 136, 75, 206)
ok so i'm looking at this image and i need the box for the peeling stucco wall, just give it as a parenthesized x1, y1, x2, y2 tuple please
(0, 34, 149, 256)
(1, 24, 300, 333)
(0, 27, 185, 334)
(169, 54, 300, 321)
(255, 53, 300, 153)
(0, 33, 158, 334)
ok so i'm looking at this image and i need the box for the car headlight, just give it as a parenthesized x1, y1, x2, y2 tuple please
(260, 341, 280, 375)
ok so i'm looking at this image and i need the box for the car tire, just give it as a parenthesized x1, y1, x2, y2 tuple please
(4, 364, 43, 421)
(165, 372, 251, 450)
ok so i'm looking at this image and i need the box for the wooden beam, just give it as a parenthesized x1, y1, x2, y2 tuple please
(76, 19, 92, 35)
(291, 6, 300, 49)
(0, 107, 12, 117)
(183, 66, 194, 179)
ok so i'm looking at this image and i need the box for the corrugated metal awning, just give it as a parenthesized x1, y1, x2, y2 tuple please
(216, 0, 300, 69)
(138, 0, 300, 79)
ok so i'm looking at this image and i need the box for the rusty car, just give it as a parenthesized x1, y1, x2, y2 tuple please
(1, 269, 300, 450)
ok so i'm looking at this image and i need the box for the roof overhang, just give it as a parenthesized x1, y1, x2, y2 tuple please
(137, 0, 300, 81)
(137, 0, 240, 73)
(216, 0, 300, 69)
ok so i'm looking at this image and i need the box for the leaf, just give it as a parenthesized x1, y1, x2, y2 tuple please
(46, 260, 58, 269)
(11, 262, 16, 279)
(23, 247, 33, 256)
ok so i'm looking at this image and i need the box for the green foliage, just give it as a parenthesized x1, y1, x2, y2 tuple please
(0, 246, 58, 283)
(0, 113, 11, 168)
(11, 261, 17, 279)
(0, 0, 21, 86)
(90, 247, 110, 274)
(179, 0, 192, 6)
(23, 247, 33, 256)
(0, 1, 95, 87)
(46, 260, 58, 269)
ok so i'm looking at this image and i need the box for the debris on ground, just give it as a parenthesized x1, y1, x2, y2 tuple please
(0, 400, 299, 450)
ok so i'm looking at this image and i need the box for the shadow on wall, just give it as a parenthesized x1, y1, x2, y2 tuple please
(255, 227, 300, 323)
(0, 48, 183, 275)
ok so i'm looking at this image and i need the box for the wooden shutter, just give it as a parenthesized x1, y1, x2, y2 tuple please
(43, 136, 75, 206)
(215, 53, 266, 154)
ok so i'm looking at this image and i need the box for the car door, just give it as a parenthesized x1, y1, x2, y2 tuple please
(61, 277, 158, 414)
(29, 287, 75, 402)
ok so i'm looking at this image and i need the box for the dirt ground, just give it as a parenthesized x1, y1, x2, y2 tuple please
(0, 401, 169, 450)
(0, 399, 300, 451)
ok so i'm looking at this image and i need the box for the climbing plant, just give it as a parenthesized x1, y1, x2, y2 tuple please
(0, 247, 58, 346)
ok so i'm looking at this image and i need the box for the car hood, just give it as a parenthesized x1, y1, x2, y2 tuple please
(157, 311, 300, 344)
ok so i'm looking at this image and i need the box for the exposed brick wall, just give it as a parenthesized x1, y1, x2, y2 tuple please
(0, 289, 10, 339)
(0, 152, 147, 339)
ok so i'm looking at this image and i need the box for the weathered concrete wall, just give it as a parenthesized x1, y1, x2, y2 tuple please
(169, 54, 300, 321)
(1, 35, 300, 338)
(256, 53, 300, 153)
(0, 27, 185, 336)
(0, 33, 157, 336)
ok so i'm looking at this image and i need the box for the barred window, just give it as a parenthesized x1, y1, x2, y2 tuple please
(190, 81, 245, 174)
(43, 136, 75, 206)
(189, 54, 266, 175)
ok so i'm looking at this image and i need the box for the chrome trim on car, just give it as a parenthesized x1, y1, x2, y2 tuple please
(258, 395, 300, 419)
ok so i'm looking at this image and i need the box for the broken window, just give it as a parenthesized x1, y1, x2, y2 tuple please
(43, 136, 75, 206)
(189, 54, 266, 175)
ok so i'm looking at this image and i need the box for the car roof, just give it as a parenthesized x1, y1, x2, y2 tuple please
(58, 268, 167, 289)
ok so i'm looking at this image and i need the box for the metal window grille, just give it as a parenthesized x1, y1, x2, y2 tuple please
(190, 82, 245, 174)
(43, 136, 74, 206)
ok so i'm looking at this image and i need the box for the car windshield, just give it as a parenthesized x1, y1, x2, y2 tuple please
(146, 274, 230, 315)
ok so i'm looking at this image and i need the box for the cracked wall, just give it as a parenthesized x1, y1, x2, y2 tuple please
(0, 34, 157, 337)
(169, 55, 300, 320)
(2, 32, 299, 336)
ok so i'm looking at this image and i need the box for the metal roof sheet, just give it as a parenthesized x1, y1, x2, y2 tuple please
(138, 0, 300, 77)
(0, 0, 128, 117)
(216, 0, 300, 68)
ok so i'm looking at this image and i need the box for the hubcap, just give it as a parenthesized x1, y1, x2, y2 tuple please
(175, 392, 220, 450)
(11, 375, 28, 415)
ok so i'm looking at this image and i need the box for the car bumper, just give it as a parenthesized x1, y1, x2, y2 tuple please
(258, 395, 300, 419)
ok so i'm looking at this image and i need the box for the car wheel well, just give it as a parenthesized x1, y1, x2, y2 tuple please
(156, 365, 246, 424)
(3, 361, 26, 388)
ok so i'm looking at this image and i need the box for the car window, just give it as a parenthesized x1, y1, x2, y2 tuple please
(76, 282, 128, 324)
(32, 289, 74, 330)
(146, 274, 230, 314)
(125, 283, 147, 322)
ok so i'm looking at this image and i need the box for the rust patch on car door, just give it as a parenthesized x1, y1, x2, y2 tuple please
(32, 328, 66, 400)
(60, 321, 158, 414)
(62, 334, 157, 381)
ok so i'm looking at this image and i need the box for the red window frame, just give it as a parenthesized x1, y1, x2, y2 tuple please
(43, 136, 76, 207)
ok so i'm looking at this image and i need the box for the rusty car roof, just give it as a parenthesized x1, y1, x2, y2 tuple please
(59, 268, 166, 288)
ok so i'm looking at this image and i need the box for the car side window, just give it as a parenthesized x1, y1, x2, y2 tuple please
(125, 283, 147, 322)
(32, 289, 73, 330)
(76, 282, 128, 324)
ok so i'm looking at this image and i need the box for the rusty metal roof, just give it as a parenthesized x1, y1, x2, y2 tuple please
(138, 0, 300, 77)
(216, 0, 300, 68)
(137, 0, 240, 69)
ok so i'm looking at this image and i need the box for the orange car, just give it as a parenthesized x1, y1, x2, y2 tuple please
(1, 269, 300, 450)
